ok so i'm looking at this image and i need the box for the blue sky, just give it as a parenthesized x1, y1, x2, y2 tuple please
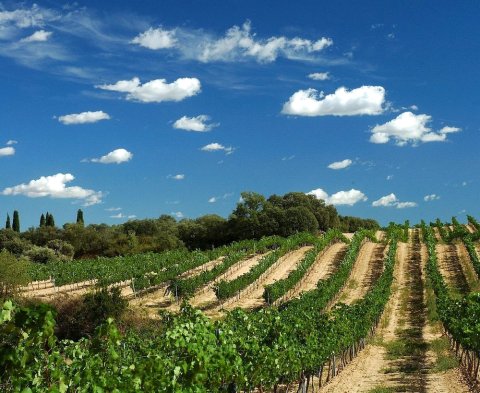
(0, 0, 478, 228)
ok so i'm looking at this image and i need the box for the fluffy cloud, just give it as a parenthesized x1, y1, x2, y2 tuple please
(168, 174, 185, 180)
(372, 193, 417, 209)
(21, 30, 52, 42)
(105, 207, 122, 211)
(96, 77, 201, 103)
(58, 110, 110, 125)
(171, 211, 184, 219)
(0, 147, 15, 157)
(201, 143, 234, 154)
(370, 112, 462, 146)
(328, 159, 352, 170)
(208, 197, 217, 203)
(282, 86, 385, 117)
(131, 21, 332, 63)
(6, 140, 17, 145)
(424, 194, 440, 202)
(91, 148, 133, 164)
(131, 27, 176, 49)
(308, 72, 330, 81)
(307, 188, 367, 206)
(208, 192, 233, 203)
(2, 173, 103, 206)
(173, 115, 217, 132)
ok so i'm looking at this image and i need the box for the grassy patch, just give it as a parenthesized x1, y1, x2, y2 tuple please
(368, 387, 397, 393)
(430, 338, 459, 372)
(384, 338, 428, 360)
(347, 278, 358, 289)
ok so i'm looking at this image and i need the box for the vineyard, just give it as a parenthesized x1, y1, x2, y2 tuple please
(1, 219, 480, 392)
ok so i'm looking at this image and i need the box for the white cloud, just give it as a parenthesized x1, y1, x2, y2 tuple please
(386, 175, 394, 180)
(208, 197, 217, 203)
(0, 147, 15, 157)
(328, 159, 352, 170)
(20, 30, 52, 42)
(201, 142, 234, 154)
(168, 174, 185, 180)
(110, 213, 136, 219)
(208, 192, 233, 203)
(307, 188, 367, 206)
(370, 112, 461, 146)
(2, 173, 103, 206)
(308, 72, 330, 81)
(173, 115, 217, 132)
(439, 126, 461, 134)
(131, 21, 332, 63)
(131, 27, 176, 49)
(96, 77, 201, 103)
(58, 110, 110, 125)
(6, 140, 17, 145)
(281, 155, 295, 161)
(105, 207, 122, 211)
(171, 211, 184, 219)
(372, 193, 417, 209)
(90, 148, 133, 164)
(282, 86, 385, 117)
(424, 194, 440, 202)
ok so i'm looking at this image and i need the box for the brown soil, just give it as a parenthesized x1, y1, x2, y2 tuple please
(177, 256, 225, 279)
(212, 246, 312, 313)
(336, 242, 387, 305)
(277, 243, 348, 303)
(436, 244, 470, 295)
(318, 230, 471, 393)
(189, 252, 269, 309)
(466, 224, 476, 234)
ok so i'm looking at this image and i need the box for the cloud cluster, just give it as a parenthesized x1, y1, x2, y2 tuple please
(110, 213, 136, 219)
(328, 159, 352, 170)
(372, 193, 417, 209)
(90, 148, 133, 164)
(131, 21, 332, 63)
(201, 143, 234, 154)
(208, 192, 233, 203)
(370, 112, 461, 146)
(58, 110, 110, 125)
(307, 188, 367, 206)
(21, 30, 52, 42)
(173, 115, 217, 132)
(308, 72, 330, 81)
(424, 194, 440, 202)
(168, 174, 185, 180)
(282, 86, 385, 117)
(0, 146, 15, 157)
(2, 173, 103, 206)
(131, 27, 176, 49)
(96, 77, 201, 103)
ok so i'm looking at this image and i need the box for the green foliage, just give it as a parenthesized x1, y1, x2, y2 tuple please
(0, 250, 30, 299)
(25, 245, 58, 264)
(76, 209, 84, 225)
(5, 214, 10, 230)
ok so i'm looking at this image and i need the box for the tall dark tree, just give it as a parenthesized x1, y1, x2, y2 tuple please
(12, 210, 20, 233)
(39, 214, 46, 228)
(45, 212, 55, 228)
(76, 209, 84, 226)
(5, 214, 11, 230)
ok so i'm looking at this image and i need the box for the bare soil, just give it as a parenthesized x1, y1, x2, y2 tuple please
(336, 242, 387, 305)
(277, 243, 348, 302)
(436, 244, 470, 295)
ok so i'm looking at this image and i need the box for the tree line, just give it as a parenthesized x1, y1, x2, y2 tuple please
(1, 192, 378, 263)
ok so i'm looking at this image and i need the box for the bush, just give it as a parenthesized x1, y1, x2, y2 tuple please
(24, 246, 58, 264)
(53, 286, 127, 340)
(0, 250, 30, 299)
(46, 239, 74, 261)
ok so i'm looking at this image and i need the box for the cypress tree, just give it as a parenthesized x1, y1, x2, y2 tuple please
(5, 214, 11, 229)
(12, 210, 20, 232)
(40, 214, 46, 228)
(46, 212, 55, 227)
(76, 209, 84, 226)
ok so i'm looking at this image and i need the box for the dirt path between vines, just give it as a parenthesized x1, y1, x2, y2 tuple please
(188, 252, 270, 309)
(336, 241, 387, 305)
(216, 246, 312, 312)
(466, 224, 476, 234)
(319, 231, 471, 393)
(436, 244, 471, 295)
(278, 243, 348, 302)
